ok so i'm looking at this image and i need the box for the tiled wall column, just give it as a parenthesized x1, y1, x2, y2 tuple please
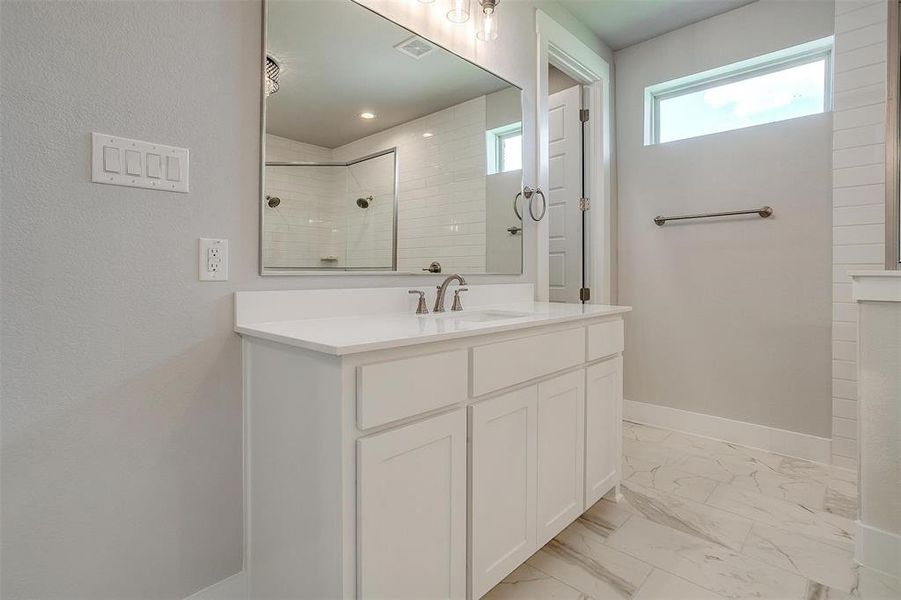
(832, 0, 889, 470)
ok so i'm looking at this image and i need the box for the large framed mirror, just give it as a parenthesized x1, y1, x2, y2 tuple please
(261, 0, 524, 275)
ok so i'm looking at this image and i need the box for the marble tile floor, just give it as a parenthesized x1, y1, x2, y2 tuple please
(484, 421, 901, 600)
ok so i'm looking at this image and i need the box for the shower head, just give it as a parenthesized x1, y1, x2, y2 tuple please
(356, 195, 374, 209)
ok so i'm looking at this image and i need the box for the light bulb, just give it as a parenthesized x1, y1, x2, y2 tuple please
(477, 7, 497, 40)
(446, 0, 470, 23)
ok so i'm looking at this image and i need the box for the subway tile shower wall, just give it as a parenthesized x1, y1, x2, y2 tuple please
(263, 94, 490, 273)
(830, 0, 888, 470)
(263, 135, 343, 269)
(334, 95, 490, 274)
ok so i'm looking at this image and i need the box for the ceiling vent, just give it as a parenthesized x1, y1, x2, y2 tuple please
(394, 36, 434, 60)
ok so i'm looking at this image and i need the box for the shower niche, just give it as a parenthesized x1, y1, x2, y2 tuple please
(261, 0, 524, 274)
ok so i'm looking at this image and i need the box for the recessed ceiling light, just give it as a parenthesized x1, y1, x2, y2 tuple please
(360, 112, 375, 119)
(422, 132, 434, 138)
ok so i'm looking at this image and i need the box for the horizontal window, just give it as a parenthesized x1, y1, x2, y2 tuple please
(646, 37, 833, 145)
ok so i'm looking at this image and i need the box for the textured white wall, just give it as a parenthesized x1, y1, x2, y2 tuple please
(0, 0, 546, 598)
(831, 0, 889, 470)
(615, 0, 835, 437)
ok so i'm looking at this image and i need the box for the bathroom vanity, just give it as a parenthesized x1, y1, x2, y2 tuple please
(235, 284, 629, 599)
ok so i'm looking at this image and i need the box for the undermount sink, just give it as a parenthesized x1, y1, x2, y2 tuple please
(442, 309, 531, 323)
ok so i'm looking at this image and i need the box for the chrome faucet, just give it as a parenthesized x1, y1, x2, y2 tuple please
(433, 274, 466, 313)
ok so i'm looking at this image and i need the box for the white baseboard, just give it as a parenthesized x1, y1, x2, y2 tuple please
(623, 399, 832, 464)
(184, 571, 247, 600)
(856, 522, 901, 580)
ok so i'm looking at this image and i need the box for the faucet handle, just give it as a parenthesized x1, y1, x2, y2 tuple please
(451, 287, 468, 312)
(422, 261, 442, 273)
(408, 290, 429, 314)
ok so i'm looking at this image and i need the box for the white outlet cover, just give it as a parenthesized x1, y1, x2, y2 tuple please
(199, 238, 228, 281)
(91, 132, 189, 193)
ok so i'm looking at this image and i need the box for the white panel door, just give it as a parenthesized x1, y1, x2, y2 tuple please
(548, 84, 583, 303)
(469, 387, 538, 599)
(536, 370, 586, 546)
(357, 409, 466, 599)
(584, 357, 623, 509)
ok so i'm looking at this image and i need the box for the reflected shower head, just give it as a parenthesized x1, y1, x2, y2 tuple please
(356, 195, 373, 209)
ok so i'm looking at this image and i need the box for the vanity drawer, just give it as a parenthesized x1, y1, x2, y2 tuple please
(587, 319, 624, 361)
(356, 350, 467, 430)
(471, 328, 585, 396)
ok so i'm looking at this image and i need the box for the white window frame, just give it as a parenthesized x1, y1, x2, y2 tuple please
(497, 129, 522, 173)
(486, 122, 522, 174)
(644, 36, 834, 146)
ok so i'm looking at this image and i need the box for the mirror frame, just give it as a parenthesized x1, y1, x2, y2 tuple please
(258, 0, 526, 276)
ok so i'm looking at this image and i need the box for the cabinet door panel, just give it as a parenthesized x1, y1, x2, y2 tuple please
(357, 409, 466, 599)
(469, 387, 538, 599)
(585, 357, 623, 509)
(537, 370, 585, 546)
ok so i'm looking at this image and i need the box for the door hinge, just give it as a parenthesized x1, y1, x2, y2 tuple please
(579, 198, 590, 211)
(579, 109, 590, 122)
(579, 287, 591, 302)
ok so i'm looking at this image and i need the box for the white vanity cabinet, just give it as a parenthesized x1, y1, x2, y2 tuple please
(585, 357, 624, 507)
(236, 288, 629, 599)
(536, 370, 586, 546)
(470, 386, 538, 597)
(469, 369, 588, 599)
(357, 409, 467, 599)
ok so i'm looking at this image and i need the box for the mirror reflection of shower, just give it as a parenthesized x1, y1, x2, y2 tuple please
(261, 147, 397, 270)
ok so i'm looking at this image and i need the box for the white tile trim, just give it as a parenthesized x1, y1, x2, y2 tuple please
(851, 271, 901, 301)
(183, 572, 247, 600)
(831, 0, 889, 469)
(856, 521, 901, 579)
(623, 399, 832, 464)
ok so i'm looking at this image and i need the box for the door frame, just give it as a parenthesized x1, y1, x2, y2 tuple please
(536, 10, 613, 304)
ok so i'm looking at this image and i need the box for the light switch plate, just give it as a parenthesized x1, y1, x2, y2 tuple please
(199, 238, 228, 281)
(91, 132, 189, 193)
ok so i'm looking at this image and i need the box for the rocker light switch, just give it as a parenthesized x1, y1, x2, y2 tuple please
(146, 154, 161, 178)
(166, 156, 180, 181)
(125, 150, 142, 176)
(103, 146, 120, 173)
(91, 132, 189, 193)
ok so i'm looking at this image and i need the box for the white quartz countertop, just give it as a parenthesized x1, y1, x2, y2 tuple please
(235, 301, 631, 355)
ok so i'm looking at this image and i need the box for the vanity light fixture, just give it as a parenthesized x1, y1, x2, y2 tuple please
(446, 0, 470, 23)
(476, 0, 499, 41)
(265, 55, 280, 97)
(422, 132, 434, 138)
(360, 112, 376, 119)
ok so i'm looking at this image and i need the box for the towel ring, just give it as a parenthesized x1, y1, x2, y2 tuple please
(513, 192, 524, 221)
(514, 187, 548, 222)
(525, 186, 547, 222)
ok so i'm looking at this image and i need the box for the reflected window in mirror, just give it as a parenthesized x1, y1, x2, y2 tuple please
(487, 122, 523, 174)
(261, 0, 524, 275)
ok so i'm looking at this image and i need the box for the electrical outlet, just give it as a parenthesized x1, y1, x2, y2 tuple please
(199, 238, 228, 281)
